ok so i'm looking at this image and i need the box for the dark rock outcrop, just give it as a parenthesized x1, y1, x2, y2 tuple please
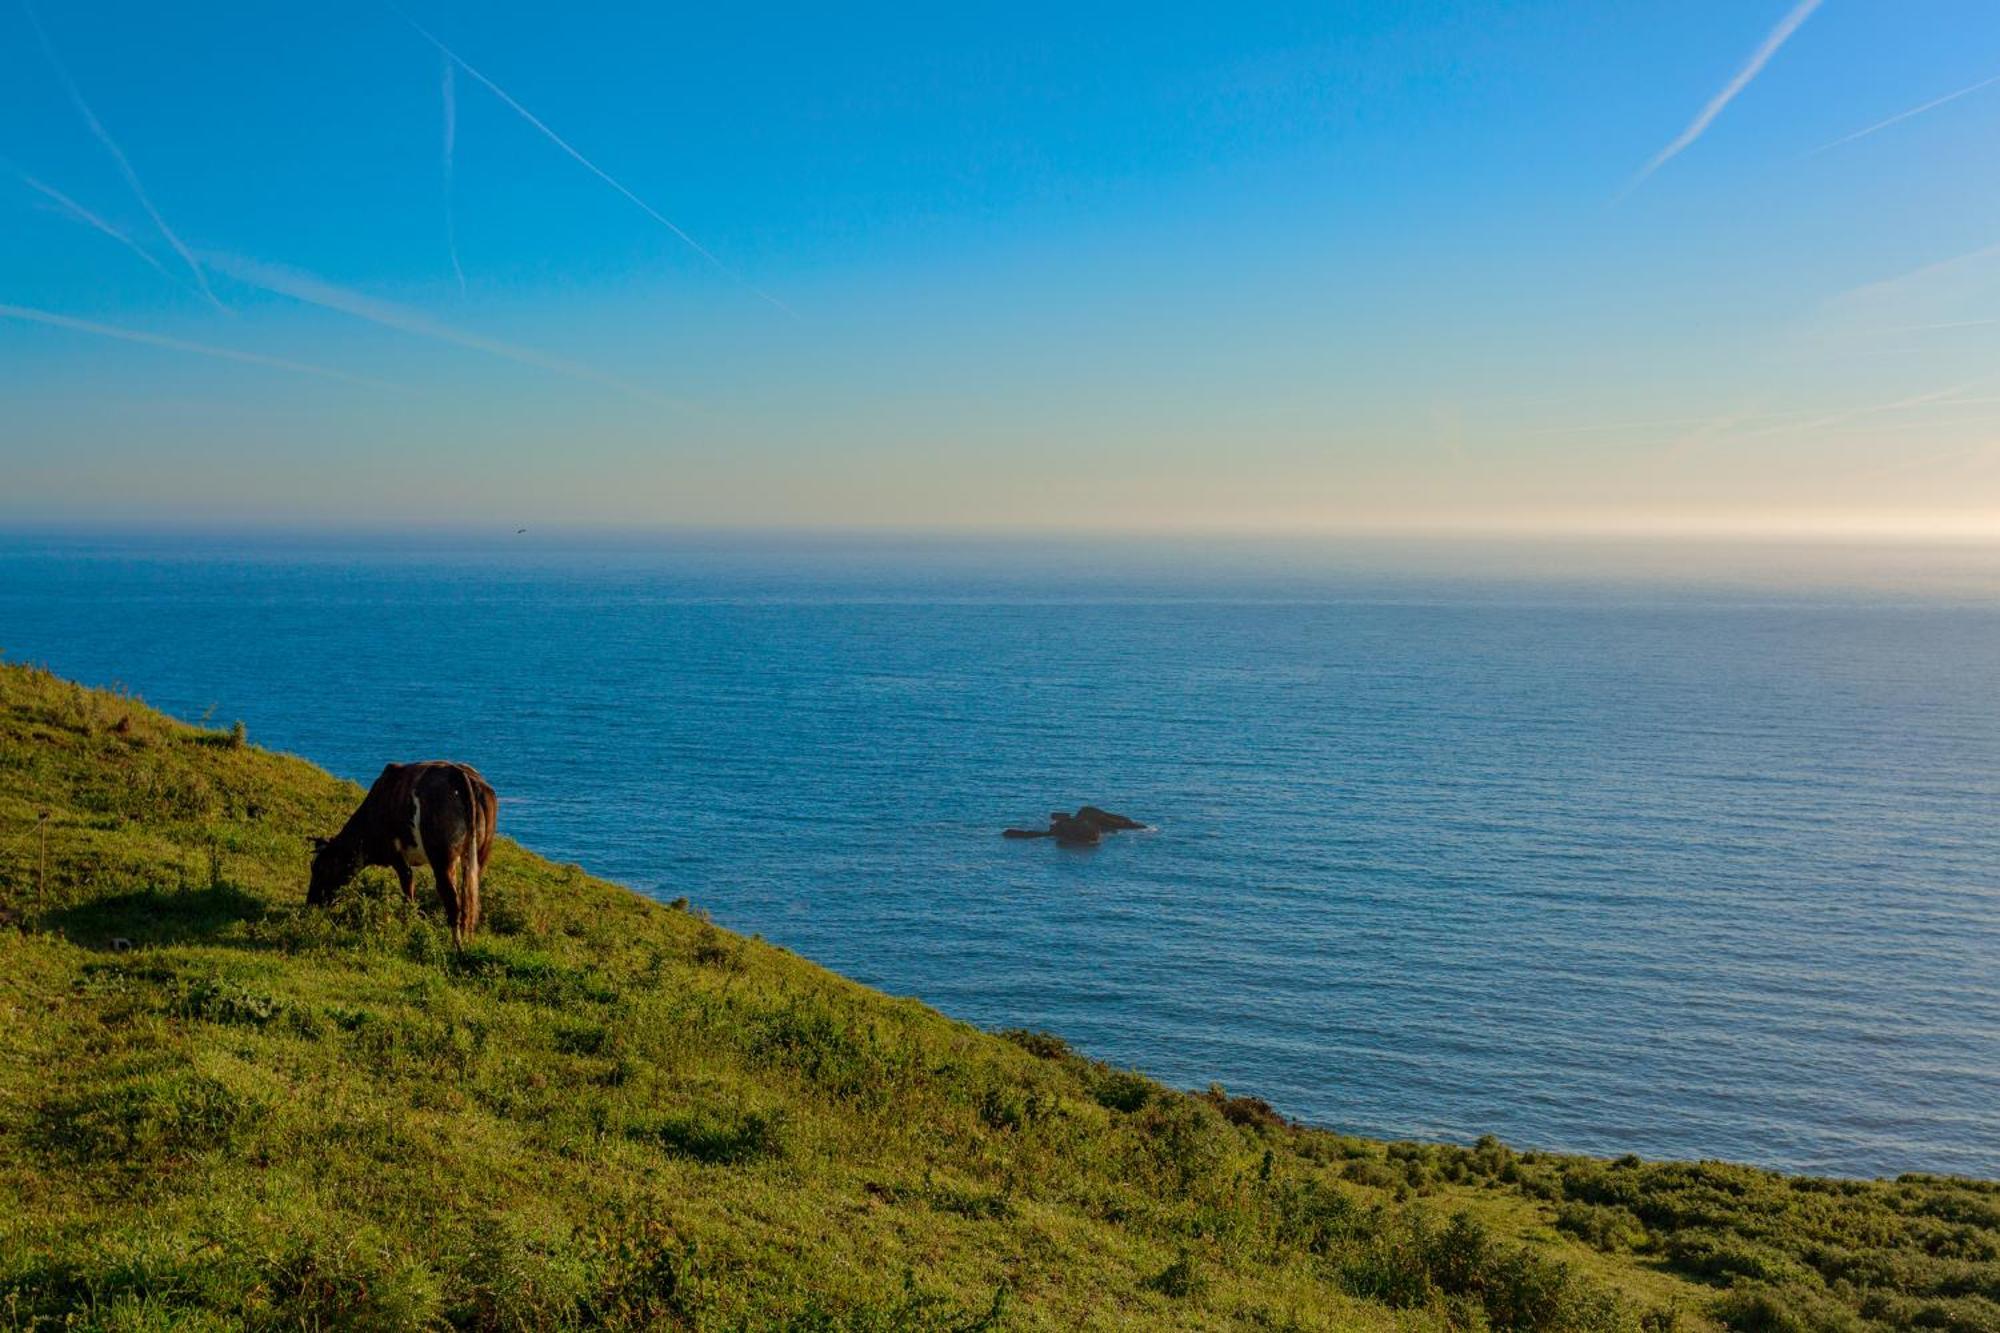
(1004, 805, 1146, 846)
(1049, 815, 1103, 846)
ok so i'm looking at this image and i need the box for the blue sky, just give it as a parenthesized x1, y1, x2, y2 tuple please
(3, 0, 1998, 533)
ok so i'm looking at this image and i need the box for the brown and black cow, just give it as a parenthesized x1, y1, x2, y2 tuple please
(308, 761, 497, 945)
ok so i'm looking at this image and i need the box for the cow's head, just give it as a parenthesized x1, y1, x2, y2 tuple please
(306, 833, 362, 906)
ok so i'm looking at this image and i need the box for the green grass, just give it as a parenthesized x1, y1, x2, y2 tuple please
(0, 660, 1993, 1331)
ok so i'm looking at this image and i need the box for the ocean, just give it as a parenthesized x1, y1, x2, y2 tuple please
(3, 532, 1996, 1179)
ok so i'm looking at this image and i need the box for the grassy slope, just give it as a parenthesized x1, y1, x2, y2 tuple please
(0, 661, 1994, 1333)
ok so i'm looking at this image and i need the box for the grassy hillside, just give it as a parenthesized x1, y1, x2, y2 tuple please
(0, 661, 1994, 1332)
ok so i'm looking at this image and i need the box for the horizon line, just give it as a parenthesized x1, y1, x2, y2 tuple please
(1, 515, 1997, 548)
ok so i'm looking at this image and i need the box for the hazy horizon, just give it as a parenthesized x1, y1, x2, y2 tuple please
(9, 524, 2000, 604)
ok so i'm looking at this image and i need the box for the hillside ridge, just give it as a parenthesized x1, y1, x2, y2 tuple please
(1, 660, 1994, 1331)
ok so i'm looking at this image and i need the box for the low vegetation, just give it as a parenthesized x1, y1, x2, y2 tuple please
(0, 661, 1993, 1330)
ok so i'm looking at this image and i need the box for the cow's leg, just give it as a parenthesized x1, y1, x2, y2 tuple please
(394, 862, 416, 909)
(425, 841, 463, 945)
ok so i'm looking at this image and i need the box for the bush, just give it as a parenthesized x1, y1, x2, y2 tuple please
(1556, 1202, 1649, 1253)
(1666, 1231, 1813, 1287)
(748, 997, 899, 1101)
(1341, 1209, 1631, 1333)
(1267, 1175, 1363, 1255)
(1714, 1283, 1866, 1333)
(1344, 1159, 1401, 1190)
(452, 1214, 593, 1329)
(1142, 1249, 1204, 1299)
(999, 1029, 1072, 1061)
(924, 1177, 1013, 1221)
(450, 943, 617, 1006)
(551, 1022, 611, 1057)
(976, 1083, 1055, 1133)
(166, 974, 287, 1028)
(1132, 1098, 1229, 1192)
(1200, 1083, 1287, 1132)
(1090, 1067, 1154, 1113)
(259, 1229, 443, 1331)
(691, 922, 743, 970)
(635, 1105, 788, 1165)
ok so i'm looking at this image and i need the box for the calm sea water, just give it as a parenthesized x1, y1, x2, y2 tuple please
(3, 533, 1997, 1179)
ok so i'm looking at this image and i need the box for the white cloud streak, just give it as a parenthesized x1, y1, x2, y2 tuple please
(1623, 0, 1825, 196)
(21, 0, 221, 309)
(1828, 240, 2000, 311)
(1735, 377, 1991, 443)
(14, 170, 177, 285)
(207, 251, 695, 411)
(392, 6, 797, 318)
(442, 56, 466, 292)
(0, 302, 390, 386)
(1805, 72, 2000, 157)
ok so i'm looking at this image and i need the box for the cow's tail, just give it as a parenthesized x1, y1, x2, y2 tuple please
(453, 764, 484, 943)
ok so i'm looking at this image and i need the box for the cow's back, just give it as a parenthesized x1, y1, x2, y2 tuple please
(354, 761, 489, 851)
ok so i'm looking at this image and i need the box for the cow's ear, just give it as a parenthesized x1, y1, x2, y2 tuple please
(308, 835, 330, 853)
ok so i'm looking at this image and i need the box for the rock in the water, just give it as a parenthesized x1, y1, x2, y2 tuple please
(1004, 804, 1144, 845)
(1048, 815, 1103, 846)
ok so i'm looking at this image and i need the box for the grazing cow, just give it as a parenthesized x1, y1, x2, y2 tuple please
(308, 761, 497, 945)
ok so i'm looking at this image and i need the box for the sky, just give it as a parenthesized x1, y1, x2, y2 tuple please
(2, 0, 1998, 536)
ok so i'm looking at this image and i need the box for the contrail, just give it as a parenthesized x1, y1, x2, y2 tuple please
(442, 56, 466, 292)
(207, 251, 696, 411)
(1622, 0, 1825, 197)
(1735, 376, 1989, 442)
(1829, 239, 2000, 308)
(0, 303, 390, 386)
(1805, 72, 2000, 157)
(391, 5, 797, 318)
(20, 0, 221, 309)
(12, 170, 177, 285)
(1872, 319, 1999, 335)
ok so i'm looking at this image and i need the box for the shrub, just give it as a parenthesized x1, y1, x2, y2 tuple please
(450, 943, 617, 1006)
(551, 1021, 611, 1057)
(1556, 1202, 1649, 1253)
(452, 1214, 593, 1329)
(691, 922, 743, 970)
(748, 997, 899, 1101)
(1268, 1175, 1363, 1254)
(259, 1230, 443, 1331)
(166, 974, 286, 1028)
(1143, 1249, 1205, 1299)
(1666, 1231, 1813, 1287)
(636, 1105, 788, 1165)
(1344, 1159, 1400, 1190)
(1089, 1067, 1154, 1113)
(925, 1176, 1013, 1221)
(1713, 1283, 1866, 1333)
(775, 1273, 1011, 1332)
(999, 1029, 1072, 1061)
(1341, 1209, 1630, 1333)
(1132, 1098, 1229, 1192)
(1200, 1083, 1287, 1132)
